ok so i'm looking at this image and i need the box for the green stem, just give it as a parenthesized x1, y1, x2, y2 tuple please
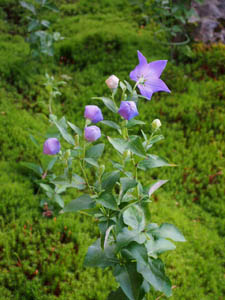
(111, 93, 118, 110)
(80, 139, 93, 194)
(49, 94, 53, 115)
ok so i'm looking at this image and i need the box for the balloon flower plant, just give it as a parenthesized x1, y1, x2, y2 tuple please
(25, 51, 186, 299)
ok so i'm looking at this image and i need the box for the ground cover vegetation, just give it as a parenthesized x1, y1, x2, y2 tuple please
(0, 0, 224, 299)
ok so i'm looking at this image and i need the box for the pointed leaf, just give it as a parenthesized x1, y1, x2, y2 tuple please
(126, 120, 145, 128)
(101, 120, 121, 134)
(84, 158, 99, 168)
(54, 194, 64, 208)
(86, 143, 105, 159)
(120, 178, 137, 200)
(127, 136, 146, 158)
(146, 238, 176, 256)
(107, 137, 128, 154)
(67, 121, 82, 136)
(62, 194, 95, 213)
(93, 97, 117, 113)
(21, 162, 43, 176)
(54, 120, 75, 145)
(148, 180, 168, 197)
(116, 228, 146, 252)
(123, 205, 145, 232)
(84, 239, 118, 268)
(96, 192, 118, 210)
(20, 1, 36, 14)
(138, 155, 174, 170)
(47, 156, 58, 171)
(137, 258, 172, 297)
(108, 287, 129, 300)
(156, 223, 186, 242)
(102, 171, 120, 191)
(114, 263, 143, 300)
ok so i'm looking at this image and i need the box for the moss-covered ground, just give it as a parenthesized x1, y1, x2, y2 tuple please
(0, 0, 224, 299)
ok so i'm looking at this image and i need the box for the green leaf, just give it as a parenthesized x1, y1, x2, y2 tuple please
(127, 136, 146, 158)
(148, 135, 164, 147)
(120, 178, 137, 200)
(20, 1, 36, 14)
(137, 258, 172, 297)
(108, 288, 129, 300)
(67, 121, 82, 136)
(107, 137, 128, 154)
(123, 205, 145, 232)
(47, 156, 58, 171)
(126, 120, 145, 128)
(148, 180, 168, 197)
(102, 171, 120, 191)
(52, 117, 75, 145)
(113, 263, 143, 300)
(138, 154, 173, 170)
(104, 225, 114, 248)
(124, 80, 132, 93)
(96, 192, 118, 210)
(146, 238, 176, 256)
(52, 174, 85, 192)
(29, 134, 39, 148)
(116, 228, 146, 252)
(62, 194, 95, 213)
(93, 97, 117, 113)
(40, 183, 53, 193)
(41, 20, 50, 28)
(121, 242, 148, 266)
(86, 143, 105, 159)
(21, 162, 43, 176)
(154, 223, 186, 242)
(101, 120, 121, 134)
(54, 194, 64, 208)
(84, 239, 118, 268)
(84, 158, 99, 168)
(28, 19, 40, 32)
(43, 2, 59, 12)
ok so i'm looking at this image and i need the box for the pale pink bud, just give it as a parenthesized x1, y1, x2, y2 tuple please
(105, 75, 119, 89)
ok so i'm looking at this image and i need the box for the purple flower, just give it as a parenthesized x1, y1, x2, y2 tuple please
(130, 50, 171, 100)
(85, 126, 101, 142)
(84, 105, 103, 123)
(118, 101, 139, 120)
(43, 138, 61, 155)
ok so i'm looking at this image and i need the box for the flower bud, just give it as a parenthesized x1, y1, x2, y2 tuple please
(151, 119, 161, 130)
(75, 134, 79, 147)
(64, 149, 71, 160)
(43, 138, 61, 155)
(85, 126, 101, 142)
(105, 75, 119, 89)
(118, 101, 139, 121)
(99, 164, 105, 176)
(84, 105, 103, 123)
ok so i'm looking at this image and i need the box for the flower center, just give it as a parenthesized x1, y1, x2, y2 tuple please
(138, 75, 146, 85)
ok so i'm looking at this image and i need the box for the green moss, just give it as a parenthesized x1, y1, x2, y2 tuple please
(0, 0, 224, 299)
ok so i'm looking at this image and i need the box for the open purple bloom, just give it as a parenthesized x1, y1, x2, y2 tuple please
(43, 138, 61, 155)
(118, 101, 139, 120)
(85, 126, 101, 142)
(84, 105, 103, 123)
(130, 50, 171, 100)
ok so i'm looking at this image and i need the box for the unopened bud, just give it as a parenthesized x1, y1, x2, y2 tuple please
(75, 134, 79, 147)
(105, 75, 119, 89)
(151, 119, 161, 130)
(99, 164, 105, 176)
(64, 149, 71, 160)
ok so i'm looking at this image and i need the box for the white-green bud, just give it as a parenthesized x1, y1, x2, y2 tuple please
(64, 149, 71, 160)
(151, 119, 161, 130)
